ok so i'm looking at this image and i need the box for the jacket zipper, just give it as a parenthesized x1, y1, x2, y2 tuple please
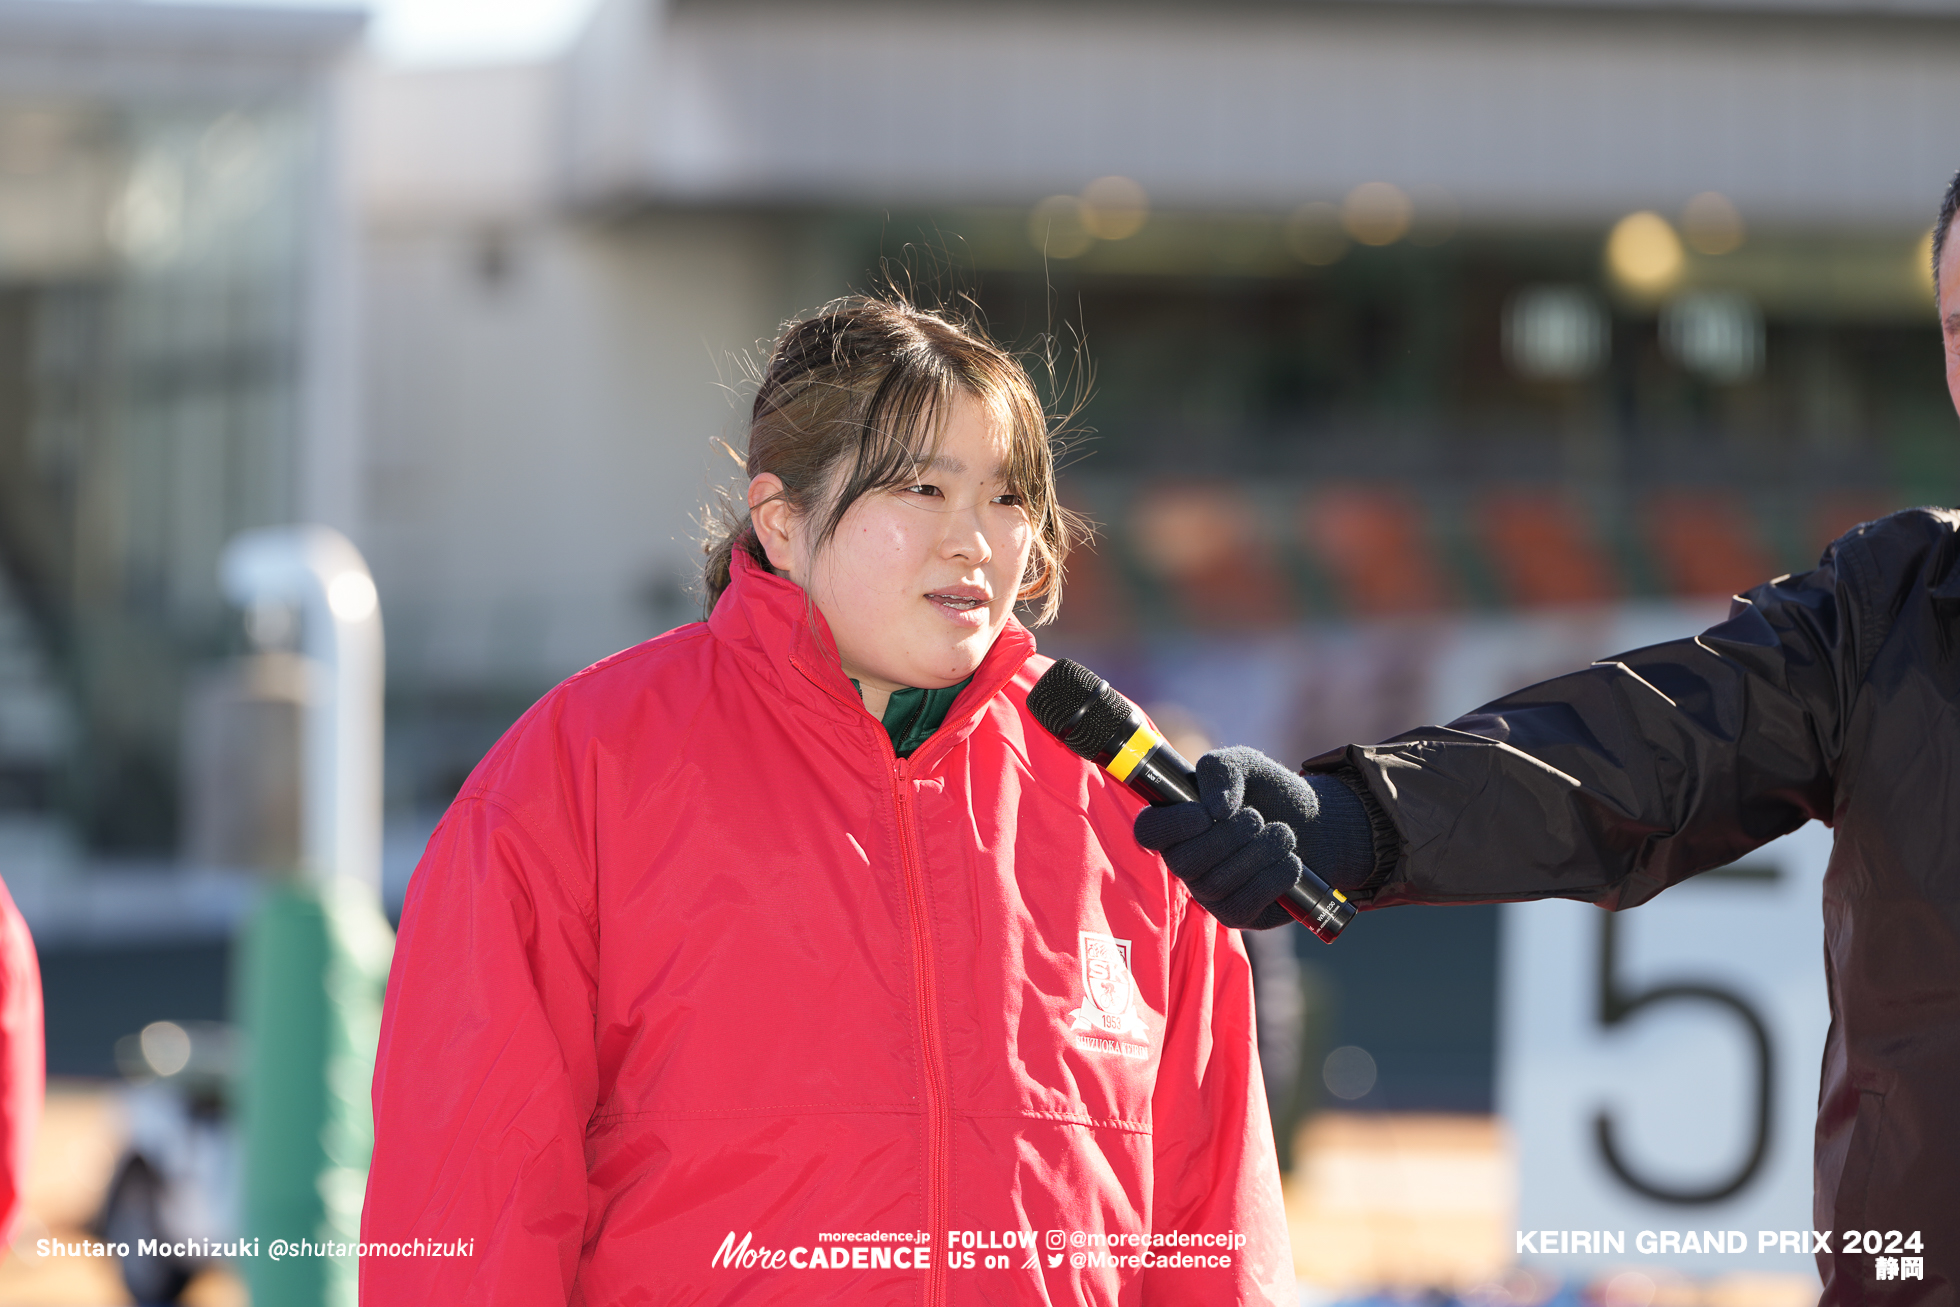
(890, 755, 951, 1306)
(787, 651, 955, 1299)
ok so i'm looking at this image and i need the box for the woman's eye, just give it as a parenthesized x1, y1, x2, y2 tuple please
(903, 483, 942, 498)
(993, 492, 1025, 508)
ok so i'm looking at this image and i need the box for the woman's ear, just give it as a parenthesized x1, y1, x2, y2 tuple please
(748, 474, 801, 577)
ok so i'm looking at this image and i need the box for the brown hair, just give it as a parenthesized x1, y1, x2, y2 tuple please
(704, 295, 1083, 624)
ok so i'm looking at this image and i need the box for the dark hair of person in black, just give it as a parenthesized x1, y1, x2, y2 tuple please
(1934, 167, 1960, 290)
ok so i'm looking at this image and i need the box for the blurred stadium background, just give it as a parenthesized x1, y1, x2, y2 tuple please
(0, 0, 1953, 1300)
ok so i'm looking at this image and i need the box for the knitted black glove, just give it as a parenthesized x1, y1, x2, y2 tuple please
(1134, 746, 1374, 930)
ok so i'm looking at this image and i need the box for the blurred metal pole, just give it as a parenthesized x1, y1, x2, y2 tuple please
(220, 526, 393, 1307)
(221, 526, 383, 895)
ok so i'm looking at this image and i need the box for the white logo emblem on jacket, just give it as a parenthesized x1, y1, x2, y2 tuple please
(1069, 931, 1149, 1042)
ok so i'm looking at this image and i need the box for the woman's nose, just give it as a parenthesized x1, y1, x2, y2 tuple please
(942, 504, 993, 564)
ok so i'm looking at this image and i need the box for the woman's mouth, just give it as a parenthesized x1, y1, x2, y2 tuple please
(926, 587, 992, 620)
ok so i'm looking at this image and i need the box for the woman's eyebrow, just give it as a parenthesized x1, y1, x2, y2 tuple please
(915, 454, 1012, 480)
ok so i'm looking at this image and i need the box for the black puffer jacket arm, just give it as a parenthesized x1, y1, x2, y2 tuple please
(1303, 521, 1895, 910)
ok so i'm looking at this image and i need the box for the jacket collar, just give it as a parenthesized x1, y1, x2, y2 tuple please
(708, 549, 1035, 767)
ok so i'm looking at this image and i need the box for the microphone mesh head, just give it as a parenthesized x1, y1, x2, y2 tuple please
(1027, 659, 1104, 735)
(1028, 659, 1137, 760)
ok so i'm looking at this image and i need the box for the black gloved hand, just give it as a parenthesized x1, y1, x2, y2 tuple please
(1133, 746, 1314, 930)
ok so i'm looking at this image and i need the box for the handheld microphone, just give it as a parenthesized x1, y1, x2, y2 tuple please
(1027, 659, 1355, 944)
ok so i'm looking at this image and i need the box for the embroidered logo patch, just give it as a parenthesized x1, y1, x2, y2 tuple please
(1069, 931, 1149, 1043)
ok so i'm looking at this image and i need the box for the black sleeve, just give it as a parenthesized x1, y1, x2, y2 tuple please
(1302, 512, 1927, 911)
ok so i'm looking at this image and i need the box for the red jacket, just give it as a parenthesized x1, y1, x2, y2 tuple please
(363, 551, 1292, 1305)
(0, 877, 39, 1242)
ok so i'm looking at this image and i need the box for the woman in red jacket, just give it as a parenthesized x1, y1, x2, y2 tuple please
(361, 296, 1293, 1305)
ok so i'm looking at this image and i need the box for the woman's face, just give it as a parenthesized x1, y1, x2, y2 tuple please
(751, 393, 1035, 703)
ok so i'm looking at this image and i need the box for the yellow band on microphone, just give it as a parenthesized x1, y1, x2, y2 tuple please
(1106, 725, 1161, 782)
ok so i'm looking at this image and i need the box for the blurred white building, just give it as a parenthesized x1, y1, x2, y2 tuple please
(0, 0, 361, 864)
(0, 0, 362, 1069)
(353, 0, 1960, 801)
